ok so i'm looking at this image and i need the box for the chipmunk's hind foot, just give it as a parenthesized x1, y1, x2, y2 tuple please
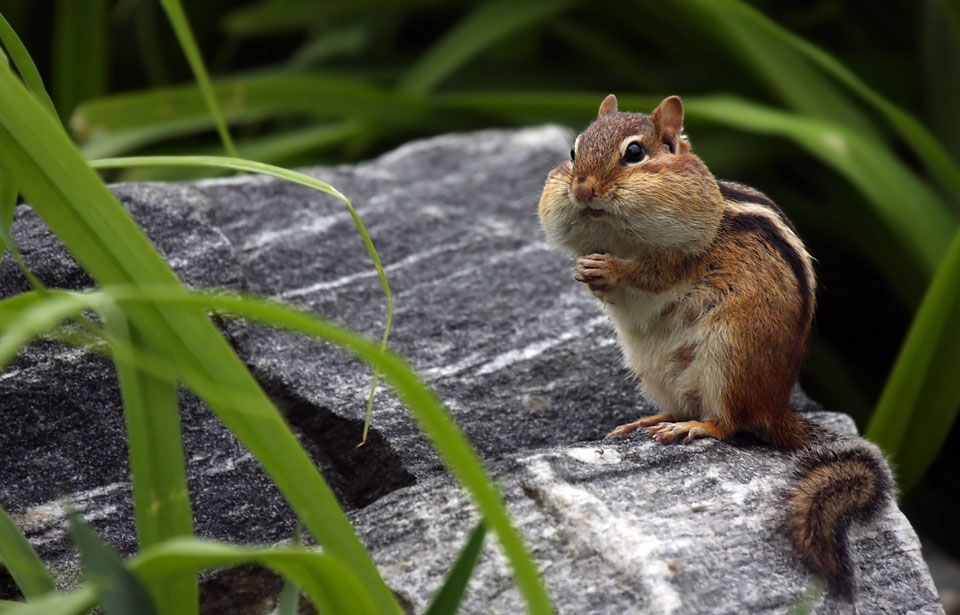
(606, 412, 675, 438)
(646, 419, 733, 444)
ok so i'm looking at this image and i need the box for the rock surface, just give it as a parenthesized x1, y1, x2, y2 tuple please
(0, 127, 943, 613)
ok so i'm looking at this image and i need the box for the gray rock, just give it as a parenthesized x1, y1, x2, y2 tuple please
(0, 127, 942, 613)
(356, 414, 940, 615)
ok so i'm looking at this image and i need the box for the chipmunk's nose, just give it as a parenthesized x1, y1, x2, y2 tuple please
(571, 177, 598, 204)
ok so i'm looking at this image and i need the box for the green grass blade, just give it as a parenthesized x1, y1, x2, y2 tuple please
(103, 309, 196, 615)
(89, 155, 348, 201)
(0, 285, 555, 615)
(90, 154, 393, 444)
(134, 1, 169, 86)
(548, 20, 664, 87)
(399, 0, 573, 94)
(0, 590, 95, 615)
(104, 287, 554, 615)
(68, 511, 158, 615)
(109, 121, 364, 182)
(276, 523, 302, 615)
(424, 521, 487, 615)
(0, 293, 93, 367)
(682, 0, 960, 207)
(78, 117, 224, 160)
(866, 225, 960, 491)
(221, 0, 329, 37)
(0, 174, 16, 254)
(222, 0, 450, 38)
(131, 538, 378, 614)
(72, 74, 432, 157)
(0, 11, 56, 116)
(157, 0, 237, 157)
(682, 96, 955, 275)
(287, 24, 369, 69)
(0, 65, 401, 613)
(52, 0, 108, 120)
(674, 0, 879, 139)
(0, 505, 55, 599)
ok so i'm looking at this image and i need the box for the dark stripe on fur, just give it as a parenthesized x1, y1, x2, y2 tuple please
(717, 180, 797, 232)
(723, 212, 812, 325)
(786, 433, 893, 600)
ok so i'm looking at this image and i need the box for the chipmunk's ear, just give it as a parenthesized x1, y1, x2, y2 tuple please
(597, 94, 618, 117)
(651, 95, 687, 154)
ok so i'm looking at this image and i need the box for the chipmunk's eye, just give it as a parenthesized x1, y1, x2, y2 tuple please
(570, 147, 576, 162)
(623, 141, 646, 164)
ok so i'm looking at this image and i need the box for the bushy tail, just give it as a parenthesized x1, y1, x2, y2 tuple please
(784, 433, 894, 600)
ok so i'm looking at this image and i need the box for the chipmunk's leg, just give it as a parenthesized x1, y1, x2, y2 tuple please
(606, 412, 675, 438)
(646, 418, 735, 445)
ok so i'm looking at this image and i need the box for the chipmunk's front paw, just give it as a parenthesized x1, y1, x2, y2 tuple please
(575, 253, 621, 297)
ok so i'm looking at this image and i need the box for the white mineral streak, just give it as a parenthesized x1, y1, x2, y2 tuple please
(523, 455, 683, 614)
(564, 446, 623, 465)
(474, 315, 608, 376)
(12, 453, 254, 545)
(242, 212, 346, 256)
(277, 238, 477, 299)
(13, 481, 127, 545)
(421, 312, 605, 380)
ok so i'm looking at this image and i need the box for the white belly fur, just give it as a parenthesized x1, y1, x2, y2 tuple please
(602, 284, 726, 422)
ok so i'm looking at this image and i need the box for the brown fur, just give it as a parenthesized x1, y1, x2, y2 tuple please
(671, 343, 697, 370)
(538, 94, 890, 600)
(786, 440, 893, 600)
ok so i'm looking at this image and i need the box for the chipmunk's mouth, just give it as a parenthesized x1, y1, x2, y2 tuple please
(580, 207, 607, 218)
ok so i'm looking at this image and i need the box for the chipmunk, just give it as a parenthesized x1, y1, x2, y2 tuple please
(538, 94, 893, 600)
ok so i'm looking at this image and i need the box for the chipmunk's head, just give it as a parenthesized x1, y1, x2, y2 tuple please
(538, 94, 724, 258)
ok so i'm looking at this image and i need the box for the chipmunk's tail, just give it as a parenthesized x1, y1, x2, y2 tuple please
(784, 428, 894, 600)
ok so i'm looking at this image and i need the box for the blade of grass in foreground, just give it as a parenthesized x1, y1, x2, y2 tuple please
(0, 64, 402, 614)
(68, 511, 157, 615)
(132, 538, 378, 614)
(866, 225, 960, 491)
(0, 531, 376, 615)
(0, 68, 550, 612)
(111, 288, 553, 615)
(157, 0, 237, 157)
(275, 523, 303, 615)
(104, 309, 196, 615)
(0, 505, 55, 600)
(107, 121, 364, 182)
(0, 287, 554, 615)
(0, 589, 95, 615)
(424, 521, 487, 615)
(89, 154, 393, 444)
